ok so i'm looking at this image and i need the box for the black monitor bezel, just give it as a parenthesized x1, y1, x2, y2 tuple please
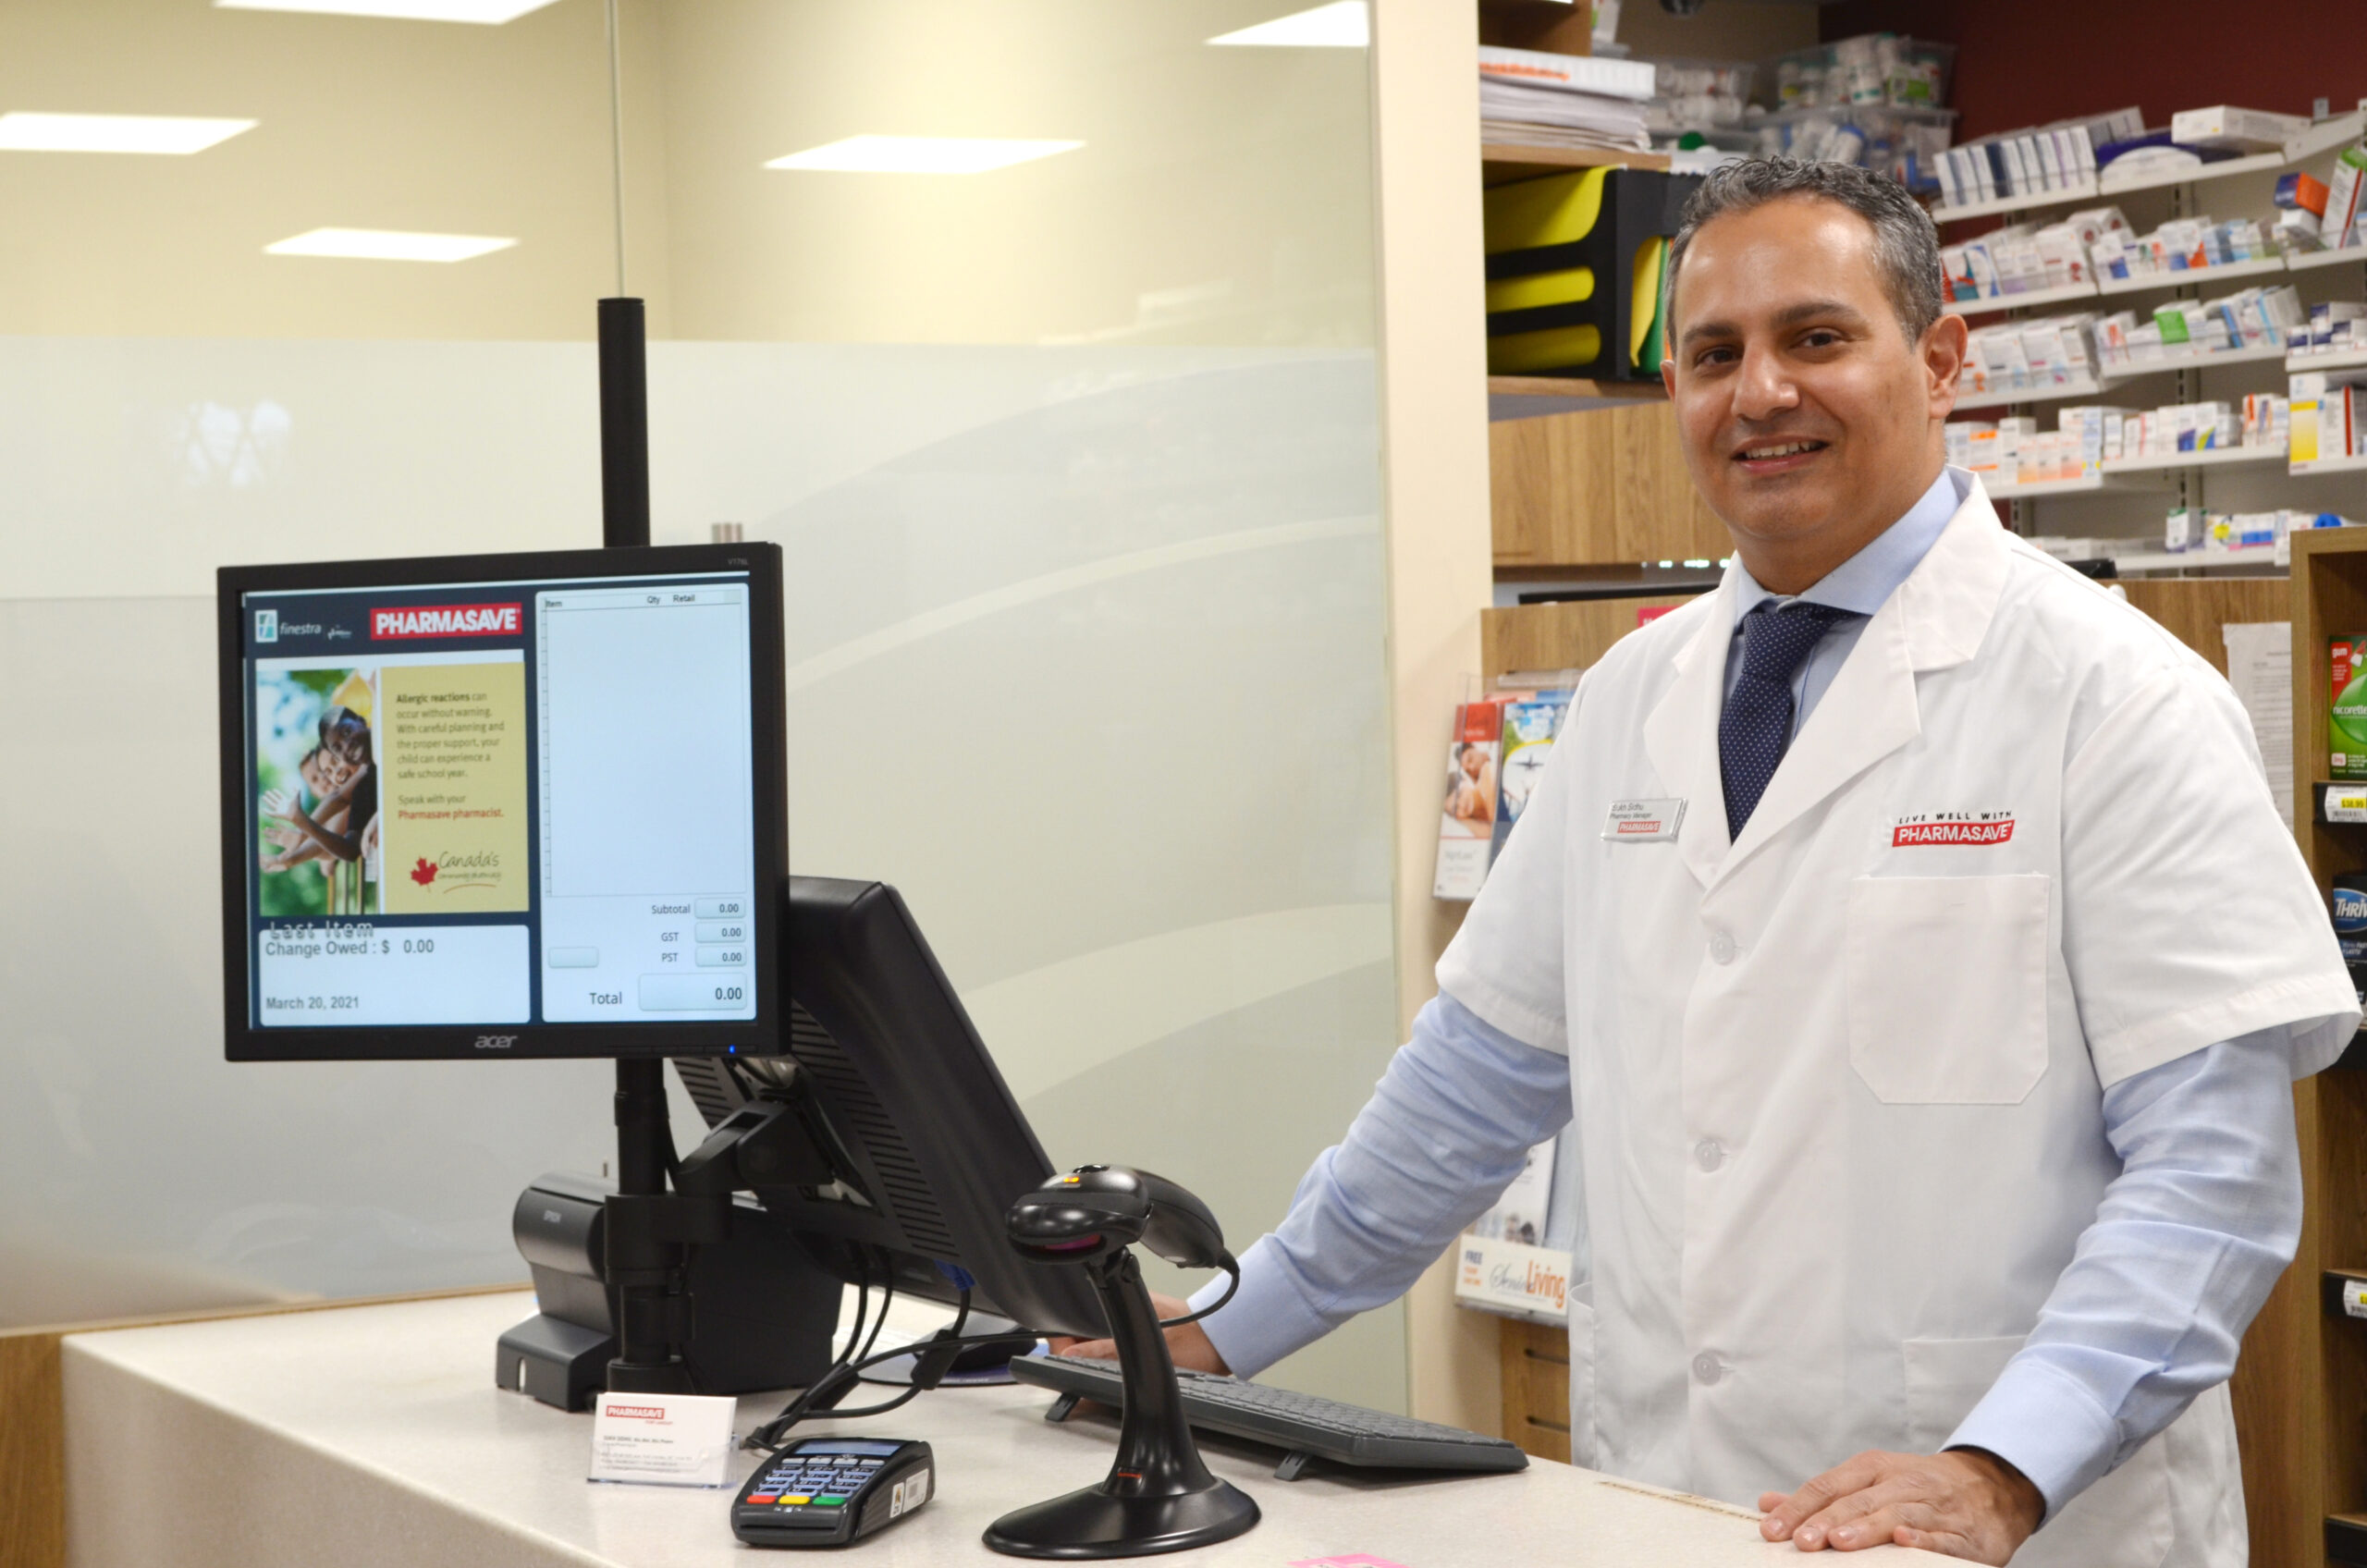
(216, 542, 788, 1062)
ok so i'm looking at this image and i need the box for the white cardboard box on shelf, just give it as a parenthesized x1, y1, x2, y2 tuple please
(2171, 105, 2311, 153)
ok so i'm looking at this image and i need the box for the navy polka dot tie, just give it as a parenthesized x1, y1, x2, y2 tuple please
(1720, 601, 1851, 842)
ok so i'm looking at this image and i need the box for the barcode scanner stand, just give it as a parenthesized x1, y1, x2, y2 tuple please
(984, 1167, 1259, 1560)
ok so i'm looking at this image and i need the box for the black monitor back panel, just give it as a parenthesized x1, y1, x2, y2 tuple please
(677, 876, 1107, 1340)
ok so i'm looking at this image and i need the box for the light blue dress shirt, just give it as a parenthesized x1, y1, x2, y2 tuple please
(1720, 466, 1963, 739)
(1193, 467, 2306, 1522)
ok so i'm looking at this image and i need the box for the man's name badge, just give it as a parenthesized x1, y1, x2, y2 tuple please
(1603, 798, 1685, 842)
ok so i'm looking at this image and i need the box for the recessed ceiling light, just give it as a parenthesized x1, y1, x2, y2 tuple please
(1208, 1, 1368, 47)
(764, 136, 1084, 175)
(0, 112, 257, 155)
(264, 228, 517, 263)
(214, 0, 560, 22)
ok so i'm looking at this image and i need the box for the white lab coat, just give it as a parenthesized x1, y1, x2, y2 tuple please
(1440, 482, 2356, 1567)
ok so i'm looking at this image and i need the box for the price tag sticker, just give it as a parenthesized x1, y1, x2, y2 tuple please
(2344, 1279, 2367, 1320)
(588, 1391, 738, 1488)
(2328, 786, 2367, 825)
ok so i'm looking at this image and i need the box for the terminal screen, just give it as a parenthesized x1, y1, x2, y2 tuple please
(238, 568, 759, 1031)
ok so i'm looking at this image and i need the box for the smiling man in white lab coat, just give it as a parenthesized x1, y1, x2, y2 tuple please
(1071, 158, 2359, 1564)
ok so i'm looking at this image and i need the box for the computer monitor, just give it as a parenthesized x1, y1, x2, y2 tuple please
(675, 876, 1107, 1341)
(216, 543, 787, 1061)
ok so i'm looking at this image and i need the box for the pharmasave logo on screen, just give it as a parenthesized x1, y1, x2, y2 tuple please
(373, 603, 520, 639)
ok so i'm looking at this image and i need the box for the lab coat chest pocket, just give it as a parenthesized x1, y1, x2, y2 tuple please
(1845, 874, 2050, 1105)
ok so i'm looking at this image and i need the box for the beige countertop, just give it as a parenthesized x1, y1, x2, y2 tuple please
(61, 1290, 1933, 1567)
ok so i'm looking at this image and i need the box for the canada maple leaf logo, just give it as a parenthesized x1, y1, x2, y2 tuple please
(410, 857, 438, 887)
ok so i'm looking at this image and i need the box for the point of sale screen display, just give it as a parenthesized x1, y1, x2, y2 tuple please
(240, 570, 758, 1029)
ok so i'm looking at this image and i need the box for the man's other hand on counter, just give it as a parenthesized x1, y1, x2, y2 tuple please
(1758, 1447, 2043, 1562)
(1050, 1291, 1232, 1375)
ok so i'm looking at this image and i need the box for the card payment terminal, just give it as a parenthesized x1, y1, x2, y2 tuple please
(732, 1438, 935, 1549)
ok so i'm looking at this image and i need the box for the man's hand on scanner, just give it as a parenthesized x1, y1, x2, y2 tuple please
(1049, 1291, 1232, 1376)
(1759, 1447, 2042, 1562)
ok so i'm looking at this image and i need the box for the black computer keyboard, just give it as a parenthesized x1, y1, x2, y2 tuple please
(1010, 1354, 1528, 1481)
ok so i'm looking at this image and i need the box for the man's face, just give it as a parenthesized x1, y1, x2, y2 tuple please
(1662, 196, 1956, 557)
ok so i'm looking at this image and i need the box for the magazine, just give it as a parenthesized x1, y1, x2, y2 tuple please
(1433, 698, 1507, 900)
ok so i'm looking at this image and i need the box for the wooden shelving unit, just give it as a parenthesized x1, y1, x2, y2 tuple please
(1479, 141, 1674, 428)
(1490, 401, 1728, 568)
(1481, 142, 1670, 187)
(1478, 133, 1696, 562)
(1488, 374, 1666, 423)
(2252, 527, 2367, 1568)
(1499, 1318, 1573, 1463)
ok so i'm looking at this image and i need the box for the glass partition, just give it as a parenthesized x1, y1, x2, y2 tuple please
(0, 0, 1402, 1409)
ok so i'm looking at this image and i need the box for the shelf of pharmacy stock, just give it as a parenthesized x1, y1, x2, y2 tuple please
(1954, 346, 2292, 413)
(1945, 252, 2367, 320)
(1979, 453, 2367, 498)
(2289, 346, 2367, 374)
(1928, 110, 2367, 227)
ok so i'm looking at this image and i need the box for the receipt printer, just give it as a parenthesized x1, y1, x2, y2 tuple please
(496, 1170, 838, 1411)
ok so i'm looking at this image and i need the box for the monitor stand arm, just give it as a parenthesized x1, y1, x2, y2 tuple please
(983, 1249, 1258, 1558)
(603, 1059, 731, 1393)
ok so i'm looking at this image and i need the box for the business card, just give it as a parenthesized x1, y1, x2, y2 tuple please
(587, 1391, 738, 1488)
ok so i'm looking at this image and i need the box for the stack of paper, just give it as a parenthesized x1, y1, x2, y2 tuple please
(1479, 45, 1653, 153)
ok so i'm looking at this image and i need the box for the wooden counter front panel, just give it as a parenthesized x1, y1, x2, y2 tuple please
(1500, 1318, 1572, 1464)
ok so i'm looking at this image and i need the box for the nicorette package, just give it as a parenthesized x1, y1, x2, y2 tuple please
(2333, 637, 2367, 779)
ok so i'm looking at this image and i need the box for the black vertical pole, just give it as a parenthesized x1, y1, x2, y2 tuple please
(599, 297, 651, 550)
(596, 295, 693, 1393)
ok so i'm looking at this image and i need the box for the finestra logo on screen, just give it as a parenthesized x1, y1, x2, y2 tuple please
(371, 603, 521, 640)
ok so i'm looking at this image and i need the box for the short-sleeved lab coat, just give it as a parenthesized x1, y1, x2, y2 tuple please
(1438, 482, 2356, 1568)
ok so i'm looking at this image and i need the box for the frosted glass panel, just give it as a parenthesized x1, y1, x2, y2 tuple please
(0, 595, 619, 1326)
(736, 346, 1402, 1408)
(0, 0, 1402, 1415)
(0, 337, 598, 600)
(0, 342, 1404, 1410)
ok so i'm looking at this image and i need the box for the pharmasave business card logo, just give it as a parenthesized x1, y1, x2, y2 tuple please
(372, 603, 521, 640)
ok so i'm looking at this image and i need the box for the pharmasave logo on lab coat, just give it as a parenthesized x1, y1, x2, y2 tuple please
(1891, 810, 2016, 847)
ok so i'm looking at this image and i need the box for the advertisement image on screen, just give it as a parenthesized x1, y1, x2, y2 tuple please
(220, 545, 785, 1060)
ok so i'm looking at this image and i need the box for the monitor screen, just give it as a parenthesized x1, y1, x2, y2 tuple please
(217, 544, 786, 1060)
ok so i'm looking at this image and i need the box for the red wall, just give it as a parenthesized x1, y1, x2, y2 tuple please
(1821, 0, 2367, 145)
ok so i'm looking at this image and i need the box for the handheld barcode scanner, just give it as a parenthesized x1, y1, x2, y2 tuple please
(986, 1167, 1258, 1559)
(1006, 1166, 1227, 1271)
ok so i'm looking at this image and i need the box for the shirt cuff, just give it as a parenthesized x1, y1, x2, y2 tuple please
(1189, 1234, 1337, 1380)
(1944, 1355, 2120, 1521)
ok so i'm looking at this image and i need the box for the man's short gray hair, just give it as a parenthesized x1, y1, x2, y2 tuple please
(1664, 157, 1944, 346)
